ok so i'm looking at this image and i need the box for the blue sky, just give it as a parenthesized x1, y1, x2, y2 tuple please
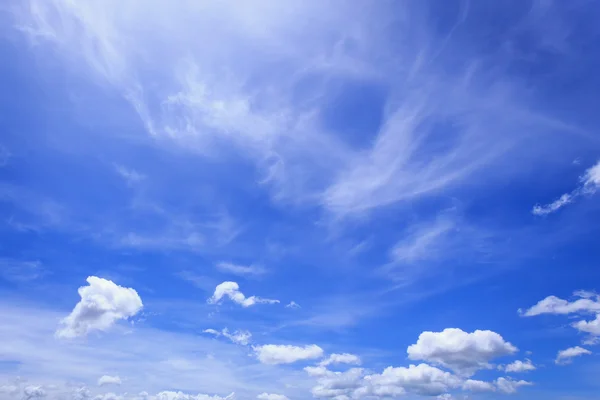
(1, 0, 600, 399)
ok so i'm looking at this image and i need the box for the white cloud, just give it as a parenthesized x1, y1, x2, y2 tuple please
(495, 377, 532, 394)
(462, 379, 495, 392)
(306, 366, 366, 399)
(389, 219, 455, 264)
(202, 328, 251, 345)
(93, 394, 123, 400)
(153, 391, 235, 400)
(23, 386, 46, 400)
(56, 276, 143, 338)
(98, 375, 122, 386)
(519, 292, 600, 316)
(504, 359, 536, 373)
(0, 385, 19, 395)
(407, 328, 517, 375)
(215, 262, 265, 276)
(208, 282, 279, 307)
(254, 344, 324, 365)
(437, 395, 453, 400)
(256, 394, 289, 400)
(555, 346, 592, 365)
(532, 160, 600, 215)
(364, 363, 461, 397)
(573, 314, 600, 335)
(285, 301, 301, 309)
(319, 353, 361, 367)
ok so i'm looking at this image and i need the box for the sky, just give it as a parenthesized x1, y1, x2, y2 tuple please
(1, 0, 600, 399)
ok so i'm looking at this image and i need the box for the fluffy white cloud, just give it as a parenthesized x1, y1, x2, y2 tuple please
(93, 394, 123, 400)
(254, 344, 324, 365)
(407, 328, 517, 375)
(98, 375, 122, 386)
(154, 392, 235, 400)
(256, 393, 289, 400)
(365, 363, 461, 397)
(23, 386, 46, 400)
(436, 395, 453, 400)
(215, 262, 266, 276)
(319, 353, 361, 367)
(519, 293, 600, 316)
(306, 366, 366, 399)
(555, 346, 592, 365)
(202, 328, 252, 345)
(495, 377, 532, 394)
(208, 282, 279, 307)
(56, 276, 143, 338)
(504, 359, 536, 373)
(462, 379, 495, 392)
(573, 314, 600, 335)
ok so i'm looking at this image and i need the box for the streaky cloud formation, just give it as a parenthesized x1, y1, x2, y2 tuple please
(253, 344, 324, 365)
(555, 346, 592, 365)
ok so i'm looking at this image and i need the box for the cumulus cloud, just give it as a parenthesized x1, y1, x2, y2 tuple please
(573, 314, 600, 335)
(306, 366, 366, 399)
(215, 262, 266, 276)
(202, 328, 252, 345)
(364, 363, 461, 397)
(532, 160, 600, 215)
(23, 386, 46, 400)
(98, 375, 122, 386)
(256, 394, 289, 400)
(462, 379, 495, 392)
(504, 359, 536, 373)
(56, 276, 143, 338)
(254, 344, 324, 365)
(154, 392, 235, 400)
(555, 346, 592, 365)
(319, 353, 361, 367)
(495, 377, 532, 394)
(519, 292, 600, 316)
(407, 328, 517, 375)
(207, 281, 279, 307)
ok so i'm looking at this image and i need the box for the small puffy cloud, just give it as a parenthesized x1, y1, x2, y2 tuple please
(504, 359, 536, 373)
(407, 328, 517, 375)
(319, 353, 361, 367)
(519, 293, 600, 316)
(97, 375, 122, 386)
(202, 328, 252, 345)
(532, 160, 600, 215)
(462, 379, 495, 392)
(573, 314, 600, 335)
(285, 301, 301, 309)
(307, 367, 366, 399)
(216, 262, 266, 276)
(495, 377, 532, 394)
(208, 281, 279, 307)
(555, 346, 592, 365)
(437, 395, 453, 400)
(56, 276, 143, 338)
(23, 386, 46, 400)
(93, 394, 123, 400)
(256, 394, 289, 400)
(254, 344, 324, 365)
(365, 363, 461, 397)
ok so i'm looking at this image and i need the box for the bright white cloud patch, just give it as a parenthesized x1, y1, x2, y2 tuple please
(256, 394, 289, 400)
(319, 353, 361, 367)
(153, 391, 235, 400)
(462, 379, 495, 392)
(254, 344, 324, 365)
(555, 346, 592, 365)
(98, 375, 122, 386)
(23, 386, 46, 400)
(520, 293, 600, 316)
(56, 276, 143, 338)
(407, 328, 517, 375)
(495, 377, 532, 394)
(208, 281, 279, 307)
(285, 301, 301, 309)
(202, 328, 251, 345)
(532, 160, 600, 215)
(504, 359, 536, 373)
(215, 262, 266, 276)
(364, 363, 461, 397)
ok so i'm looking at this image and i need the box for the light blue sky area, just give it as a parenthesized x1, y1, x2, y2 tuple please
(2, 1, 600, 399)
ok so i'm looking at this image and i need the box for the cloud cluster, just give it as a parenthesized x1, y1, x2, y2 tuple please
(520, 291, 600, 344)
(98, 375, 122, 386)
(207, 281, 279, 307)
(406, 328, 517, 375)
(56, 276, 143, 338)
(215, 262, 266, 277)
(203, 328, 252, 345)
(503, 359, 536, 373)
(319, 353, 361, 367)
(555, 346, 592, 365)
